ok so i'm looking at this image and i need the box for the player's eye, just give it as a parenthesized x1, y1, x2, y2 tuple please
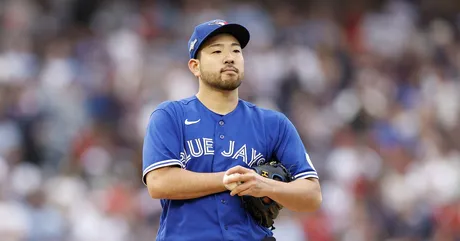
(212, 50, 221, 54)
(233, 49, 241, 53)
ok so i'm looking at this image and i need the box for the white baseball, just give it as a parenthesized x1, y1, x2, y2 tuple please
(223, 173, 242, 191)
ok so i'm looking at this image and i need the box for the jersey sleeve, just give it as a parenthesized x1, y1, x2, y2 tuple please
(272, 114, 318, 180)
(142, 108, 184, 185)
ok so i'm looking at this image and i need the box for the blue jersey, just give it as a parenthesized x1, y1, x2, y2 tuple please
(142, 96, 318, 241)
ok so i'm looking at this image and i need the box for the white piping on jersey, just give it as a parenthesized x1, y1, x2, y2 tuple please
(305, 152, 316, 171)
(142, 159, 184, 185)
(143, 159, 184, 176)
(294, 171, 318, 179)
(293, 171, 319, 180)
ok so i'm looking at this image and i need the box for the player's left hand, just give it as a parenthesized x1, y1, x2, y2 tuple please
(224, 165, 273, 198)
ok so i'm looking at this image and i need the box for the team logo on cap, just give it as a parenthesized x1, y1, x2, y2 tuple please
(209, 20, 227, 26)
(189, 38, 197, 52)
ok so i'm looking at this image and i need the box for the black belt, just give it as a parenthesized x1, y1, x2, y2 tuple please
(261, 238, 276, 241)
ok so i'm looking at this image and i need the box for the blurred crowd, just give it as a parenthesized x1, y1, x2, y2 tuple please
(1, 0, 460, 240)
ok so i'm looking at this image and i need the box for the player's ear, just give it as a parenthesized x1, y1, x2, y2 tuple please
(188, 58, 200, 78)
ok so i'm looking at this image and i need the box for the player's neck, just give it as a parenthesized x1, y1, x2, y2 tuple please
(196, 88, 239, 115)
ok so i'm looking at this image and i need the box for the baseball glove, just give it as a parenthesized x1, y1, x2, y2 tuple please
(241, 158, 292, 230)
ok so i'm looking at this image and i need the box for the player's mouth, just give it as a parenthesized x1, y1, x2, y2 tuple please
(221, 67, 238, 73)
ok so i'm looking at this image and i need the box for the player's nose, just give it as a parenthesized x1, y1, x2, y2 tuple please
(224, 58, 235, 65)
(223, 52, 235, 65)
(224, 59, 235, 64)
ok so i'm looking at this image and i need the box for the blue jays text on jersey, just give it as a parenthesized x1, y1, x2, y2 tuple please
(142, 96, 318, 241)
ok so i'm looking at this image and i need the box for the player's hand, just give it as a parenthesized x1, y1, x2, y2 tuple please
(224, 165, 272, 197)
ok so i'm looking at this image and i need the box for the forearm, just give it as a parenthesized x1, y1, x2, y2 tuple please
(146, 166, 227, 200)
(265, 178, 322, 212)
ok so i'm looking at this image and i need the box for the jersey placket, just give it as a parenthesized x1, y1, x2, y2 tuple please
(214, 116, 231, 238)
(201, 100, 241, 240)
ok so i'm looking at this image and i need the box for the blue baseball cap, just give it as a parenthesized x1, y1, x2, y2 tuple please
(188, 19, 250, 59)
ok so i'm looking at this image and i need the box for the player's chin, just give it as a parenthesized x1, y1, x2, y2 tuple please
(221, 72, 238, 80)
(221, 74, 241, 83)
(218, 80, 241, 91)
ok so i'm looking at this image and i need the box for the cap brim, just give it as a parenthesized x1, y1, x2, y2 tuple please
(200, 23, 250, 50)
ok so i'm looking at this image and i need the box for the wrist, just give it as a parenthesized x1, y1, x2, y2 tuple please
(217, 172, 227, 190)
(263, 178, 282, 198)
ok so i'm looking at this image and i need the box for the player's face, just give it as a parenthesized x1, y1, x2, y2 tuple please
(198, 34, 245, 91)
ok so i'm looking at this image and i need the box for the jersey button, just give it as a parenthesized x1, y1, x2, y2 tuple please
(219, 134, 224, 139)
(221, 199, 226, 204)
(219, 120, 224, 126)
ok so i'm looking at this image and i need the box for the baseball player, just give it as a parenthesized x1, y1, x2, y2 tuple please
(142, 19, 322, 241)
